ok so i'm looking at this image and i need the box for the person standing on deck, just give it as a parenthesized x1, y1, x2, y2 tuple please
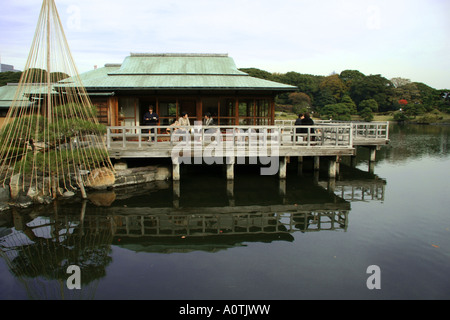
(143, 106, 159, 142)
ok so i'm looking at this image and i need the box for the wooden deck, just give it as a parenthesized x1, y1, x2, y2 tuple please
(275, 120, 390, 146)
(104, 122, 389, 180)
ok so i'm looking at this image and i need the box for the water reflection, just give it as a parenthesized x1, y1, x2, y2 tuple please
(0, 161, 388, 299)
(360, 124, 449, 164)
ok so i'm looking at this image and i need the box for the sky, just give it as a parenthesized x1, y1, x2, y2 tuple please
(1, 0, 449, 89)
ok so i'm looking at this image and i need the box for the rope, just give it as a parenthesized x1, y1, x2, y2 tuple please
(0, 0, 114, 199)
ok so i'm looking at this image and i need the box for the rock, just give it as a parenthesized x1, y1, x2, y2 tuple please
(0, 187, 10, 202)
(114, 162, 128, 170)
(62, 191, 76, 198)
(155, 166, 171, 180)
(12, 194, 33, 208)
(85, 167, 116, 190)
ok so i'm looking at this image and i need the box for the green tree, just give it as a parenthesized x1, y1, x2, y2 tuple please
(319, 74, 347, 101)
(320, 103, 352, 121)
(359, 107, 374, 122)
(0, 71, 22, 86)
(341, 94, 357, 114)
(239, 68, 274, 80)
(349, 74, 395, 111)
(358, 99, 379, 112)
(437, 91, 450, 113)
(339, 70, 366, 86)
(314, 88, 336, 110)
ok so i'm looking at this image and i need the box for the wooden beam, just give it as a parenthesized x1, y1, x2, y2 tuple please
(279, 156, 287, 179)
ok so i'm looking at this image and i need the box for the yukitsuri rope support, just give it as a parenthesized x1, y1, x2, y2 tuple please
(0, 0, 114, 200)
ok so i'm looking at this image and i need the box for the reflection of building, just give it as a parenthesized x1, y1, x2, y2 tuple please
(0, 207, 113, 300)
(0, 165, 389, 297)
(63, 53, 296, 127)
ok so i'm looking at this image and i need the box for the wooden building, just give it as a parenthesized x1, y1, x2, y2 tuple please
(67, 53, 297, 127)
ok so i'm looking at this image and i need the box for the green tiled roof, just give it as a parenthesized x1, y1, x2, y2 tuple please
(110, 53, 247, 75)
(61, 53, 297, 92)
(0, 84, 37, 108)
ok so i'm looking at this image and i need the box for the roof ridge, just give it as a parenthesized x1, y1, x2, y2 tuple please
(130, 53, 229, 58)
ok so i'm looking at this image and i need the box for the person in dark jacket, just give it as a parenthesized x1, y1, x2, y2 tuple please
(143, 106, 159, 141)
(295, 113, 315, 140)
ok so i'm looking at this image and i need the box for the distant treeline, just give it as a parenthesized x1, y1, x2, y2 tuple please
(240, 68, 450, 121)
(0, 68, 69, 87)
(2, 67, 449, 122)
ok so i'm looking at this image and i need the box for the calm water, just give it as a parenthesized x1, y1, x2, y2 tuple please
(0, 124, 449, 300)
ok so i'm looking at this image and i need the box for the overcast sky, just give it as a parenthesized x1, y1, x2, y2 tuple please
(1, 0, 449, 89)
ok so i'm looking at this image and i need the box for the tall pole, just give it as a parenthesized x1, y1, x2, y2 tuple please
(46, 0, 52, 124)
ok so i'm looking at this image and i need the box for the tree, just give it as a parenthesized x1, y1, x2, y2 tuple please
(390, 77, 411, 88)
(349, 74, 395, 111)
(239, 68, 274, 80)
(359, 107, 374, 122)
(0, 71, 22, 86)
(398, 99, 408, 107)
(320, 103, 352, 121)
(359, 99, 379, 112)
(438, 90, 450, 113)
(339, 70, 366, 86)
(0, 103, 108, 175)
(319, 74, 347, 101)
(314, 88, 336, 110)
(341, 94, 357, 114)
(289, 92, 311, 108)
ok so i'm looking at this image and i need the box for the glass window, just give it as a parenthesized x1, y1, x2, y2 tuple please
(256, 99, 269, 117)
(219, 99, 235, 117)
(202, 98, 219, 118)
(239, 99, 254, 117)
(159, 101, 177, 117)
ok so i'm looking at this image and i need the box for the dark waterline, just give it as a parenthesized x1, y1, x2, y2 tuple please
(0, 124, 449, 300)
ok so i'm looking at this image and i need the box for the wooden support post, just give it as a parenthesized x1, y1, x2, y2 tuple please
(279, 156, 287, 179)
(314, 156, 320, 171)
(369, 162, 375, 174)
(328, 156, 337, 178)
(350, 155, 357, 167)
(172, 160, 180, 181)
(226, 157, 235, 180)
(369, 147, 377, 162)
(336, 156, 340, 176)
(297, 156, 303, 175)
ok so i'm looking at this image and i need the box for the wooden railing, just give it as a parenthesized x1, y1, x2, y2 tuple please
(274, 120, 389, 143)
(106, 124, 354, 149)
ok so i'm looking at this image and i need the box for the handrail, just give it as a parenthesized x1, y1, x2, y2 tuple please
(274, 120, 389, 141)
(106, 124, 354, 149)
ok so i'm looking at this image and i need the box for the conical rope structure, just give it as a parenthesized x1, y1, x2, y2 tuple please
(0, 0, 114, 200)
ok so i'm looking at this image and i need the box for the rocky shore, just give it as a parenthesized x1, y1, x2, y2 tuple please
(0, 164, 171, 211)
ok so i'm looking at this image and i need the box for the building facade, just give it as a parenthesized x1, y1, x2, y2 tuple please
(67, 53, 297, 127)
